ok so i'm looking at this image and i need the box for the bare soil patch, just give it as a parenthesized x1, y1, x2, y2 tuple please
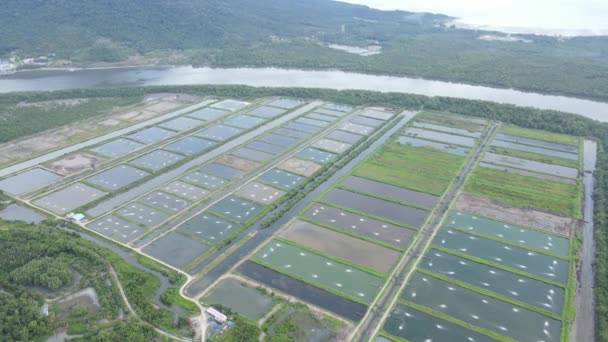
(216, 155, 261, 171)
(278, 158, 322, 176)
(454, 192, 577, 237)
(47, 152, 106, 176)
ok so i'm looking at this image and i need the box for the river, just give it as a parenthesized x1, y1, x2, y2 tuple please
(1, 66, 607, 122)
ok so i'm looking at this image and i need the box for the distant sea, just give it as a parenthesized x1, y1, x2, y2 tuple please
(338, 0, 608, 37)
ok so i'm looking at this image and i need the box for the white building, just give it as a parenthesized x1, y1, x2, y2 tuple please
(206, 307, 227, 324)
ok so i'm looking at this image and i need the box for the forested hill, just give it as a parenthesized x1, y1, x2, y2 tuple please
(3, 0, 608, 101)
(0, 0, 442, 56)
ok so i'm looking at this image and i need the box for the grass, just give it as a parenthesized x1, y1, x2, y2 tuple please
(354, 143, 465, 196)
(464, 167, 581, 218)
(416, 112, 486, 132)
(499, 125, 580, 146)
(490, 147, 579, 168)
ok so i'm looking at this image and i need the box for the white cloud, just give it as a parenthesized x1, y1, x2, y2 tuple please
(337, 0, 608, 36)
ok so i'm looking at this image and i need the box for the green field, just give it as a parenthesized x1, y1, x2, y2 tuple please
(355, 143, 465, 196)
(499, 125, 579, 146)
(464, 167, 581, 217)
(490, 147, 579, 168)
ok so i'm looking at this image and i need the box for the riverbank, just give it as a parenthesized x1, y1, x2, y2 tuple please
(1, 66, 607, 121)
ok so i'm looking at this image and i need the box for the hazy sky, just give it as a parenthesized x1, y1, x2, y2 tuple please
(338, 0, 608, 36)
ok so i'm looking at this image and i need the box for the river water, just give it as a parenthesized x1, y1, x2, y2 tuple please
(1, 66, 607, 122)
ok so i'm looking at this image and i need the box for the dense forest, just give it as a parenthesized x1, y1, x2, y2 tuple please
(2, 84, 608, 339)
(2, 0, 608, 100)
(0, 219, 195, 340)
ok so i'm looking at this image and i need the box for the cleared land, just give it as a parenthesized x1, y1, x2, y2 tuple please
(464, 167, 581, 217)
(454, 193, 576, 237)
(47, 152, 106, 176)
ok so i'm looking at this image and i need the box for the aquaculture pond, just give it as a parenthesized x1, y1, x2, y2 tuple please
(34, 183, 106, 215)
(252, 239, 384, 303)
(341, 175, 438, 209)
(195, 124, 243, 141)
(178, 212, 239, 245)
(384, 304, 496, 342)
(90, 138, 144, 157)
(296, 148, 337, 164)
(267, 98, 304, 109)
(396, 136, 470, 156)
(208, 196, 264, 223)
(160, 181, 210, 202)
(211, 99, 250, 111)
(200, 163, 244, 180)
(88, 215, 147, 243)
(326, 130, 364, 144)
(235, 182, 286, 204)
(494, 133, 578, 154)
(491, 139, 578, 160)
(483, 153, 578, 179)
(115, 202, 169, 227)
(163, 136, 216, 156)
(402, 272, 561, 342)
(258, 169, 306, 190)
(444, 211, 569, 256)
(129, 150, 184, 171)
(85, 164, 149, 191)
(138, 191, 191, 213)
(403, 127, 476, 147)
(420, 249, 565, 314)
(186, 107, 228, 121)
(260, 133, 299, 147)
(231, 147, 275, 162)
(127, 126, 175, 144)
(158, 116, 205, 132)
(246, 140, 285, 154)
(312, 138, 352, 154)
(279, 219, 400, 273)
(411, 121, 482, 138)
(237, 261, 367, 321)
(0, 168, 63, 195)
(349, 115, 385, 127)
(143, 231, 210, 268)
(433, 228, 569, 284)
(302, 203, 415, 249)
(245, 105, 285, 119)
(182, 171, 228, 190)
(323, 188, 428, 228)
(223, 115, 266, 129)
(204, 278, 274, 319)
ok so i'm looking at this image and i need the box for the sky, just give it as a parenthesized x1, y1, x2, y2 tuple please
(338, 0, 608, 36)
